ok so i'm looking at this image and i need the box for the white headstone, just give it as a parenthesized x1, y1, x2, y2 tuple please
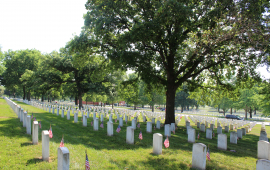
(225, 126, 229, 133)
(32, 121, 38, 145)
(42, 130, 50, 161)
(237, 129, 242, 139)
(153, 133, 163, 155)
(197, 122, 200, 128)
(256, 159, 270, 170)
(147, 122, 152, 133)
(61, 109, 64, 118)
(164, 124, 171, 137)
(23, 112, 27, 127)
(94, 118, 99, 131)
(258, 140, 270, 160)
(188, 128, 196, 143)
(230, 132, 237, 144)
(156, 121, 160, 129)
(171, 123, 175, 132)
(74, 113, 78, 123)
(26, 115, 31, 135)
(200, 124, 205, 132)
(57, 147, 69, 170)
(241, 128, 246, 136)
(126, 126, 134, 144)
(152, 118, 155, 124)
(107, 121, 113, 136)
(83, 115, 87, 127)
(206, 128, 212, 139)
(217, 126, 222, 134)
(192, 143, 206, 170)
(119, 117, 123, 127)
(132, 119, 136, 130)
(218, 134, 227, 150)
(67, 110, 70, 120)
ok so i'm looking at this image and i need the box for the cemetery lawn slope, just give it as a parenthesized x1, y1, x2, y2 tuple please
(0, 98, 266, 169)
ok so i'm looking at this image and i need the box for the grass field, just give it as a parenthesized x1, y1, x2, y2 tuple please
(0, 98, 268, 169)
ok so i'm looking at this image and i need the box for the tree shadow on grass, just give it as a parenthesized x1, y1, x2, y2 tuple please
(26, 157, 43, 165)
(109, 157, 192, 170)
(21, 142, 33, 147)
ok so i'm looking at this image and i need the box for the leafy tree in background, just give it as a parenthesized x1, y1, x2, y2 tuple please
(84, 0, 269, 124)
(2, 49, 41, 99)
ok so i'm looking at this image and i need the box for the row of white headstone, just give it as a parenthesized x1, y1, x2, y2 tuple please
(5, 97, 70, 169)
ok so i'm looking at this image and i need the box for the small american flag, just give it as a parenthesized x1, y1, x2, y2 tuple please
(34, 117, 36, 121)
(164, 136, 169, 148)
(91, 121, 93, 126)
(115, 119, 117, 123)
(31, 113, 33, 119)
(197, 133, 200, 139)
(85, 153, 90, 170)
(173, 130, 175, 134)
(139, 131, 143, 140)
(39, 122, 41, 129)
(154, 126, 156, 130)
(81, 117, 83, 121)
(48, 125, 53, 138)
(100, 121, 104, 128)
(137, 123, 140, 128)
(126, 121, 127, 125)
(116, 125, 121, 133)
(213, 132, 215, 137)
(206, 148, 211, 161)
(60, 137, 64, 147)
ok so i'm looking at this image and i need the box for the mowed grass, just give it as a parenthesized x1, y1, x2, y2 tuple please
(0, 98, 268, 169)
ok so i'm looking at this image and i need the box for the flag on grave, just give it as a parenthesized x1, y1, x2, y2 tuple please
(137, 123, 140, 128)
(213, 132, 215, 137)
(48, 125, 53, 138)
(115, 119, 117, 123)
(100, 121, 104, 128)
(39, 122, 41, 129)
(126, 121, 127, 125)
(139, 131, 143, 140)
(60, 137, 64, 147)
(91, 121, 93, 126)
(154, 126, 156, 130)
(85, 153, 90, 170)
(116, 125, 121, 133)
(34, 117, 36, 121)
(31, 113, 33, 119)
(197, 133, 200, 139)
(173, 130, 175, 134)
(164, 136, 169, 148)
(206, 148, 211, 161)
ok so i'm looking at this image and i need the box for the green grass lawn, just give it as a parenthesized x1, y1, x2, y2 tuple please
(0, 98, 268, 169)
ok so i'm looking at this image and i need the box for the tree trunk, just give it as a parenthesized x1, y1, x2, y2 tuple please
(230, 108, 232, 114)
(112, 102, 114, 109)
(42, 94, 44, 102)
(218, 105, 220, 112)
(75, 96, 78, 106)
(134, 105, 136, 110)
(152, 104, 154, 112)
(249, 107, 252, 118)
(165, 82, 176, 124)
(78, 93, 83, 109)
(254, 107, 257, 115)
(86, 97, 87, 105)
(245, 105, 247, 119)
(181, 106, 183, 113)
(47, 95, 50, 102)
(23, 86, 26, 100)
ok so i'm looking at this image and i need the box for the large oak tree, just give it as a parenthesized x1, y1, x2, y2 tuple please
(84, 0, 270, 124)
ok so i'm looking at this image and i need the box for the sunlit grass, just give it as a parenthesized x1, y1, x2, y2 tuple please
(0, 98, 267, 169)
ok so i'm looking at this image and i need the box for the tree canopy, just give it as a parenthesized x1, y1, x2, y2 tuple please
(84, 0, 270, 123)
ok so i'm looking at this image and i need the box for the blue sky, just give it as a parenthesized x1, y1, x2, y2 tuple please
(0, 0, 269, 79)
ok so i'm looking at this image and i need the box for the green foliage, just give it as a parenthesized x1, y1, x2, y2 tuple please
(84, 0, 270, 123)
